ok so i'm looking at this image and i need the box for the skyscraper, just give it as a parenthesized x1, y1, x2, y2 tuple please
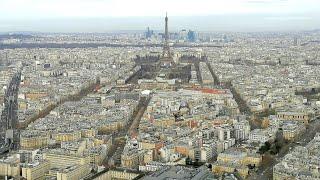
(187, 30, 196, 42)
(293, 37, 298, 46)
(145, 27, 153, 39)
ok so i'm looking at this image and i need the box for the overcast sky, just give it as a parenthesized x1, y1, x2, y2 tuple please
(0, 0, 319, 32)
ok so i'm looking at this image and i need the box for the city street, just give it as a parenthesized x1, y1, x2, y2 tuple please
(250, 118, 320, 180)
(0, 71, 20, 152)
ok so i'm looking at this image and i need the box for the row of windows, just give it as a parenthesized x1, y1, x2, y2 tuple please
(277, 114, 306, 119)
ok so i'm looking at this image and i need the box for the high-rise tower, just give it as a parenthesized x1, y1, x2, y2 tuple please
(160, 13, 174, 67)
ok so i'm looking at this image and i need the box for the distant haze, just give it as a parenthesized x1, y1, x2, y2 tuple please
(0, 0, 319, 32)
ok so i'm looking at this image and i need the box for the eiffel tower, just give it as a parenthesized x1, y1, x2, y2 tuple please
(160, 13, 175, 67)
